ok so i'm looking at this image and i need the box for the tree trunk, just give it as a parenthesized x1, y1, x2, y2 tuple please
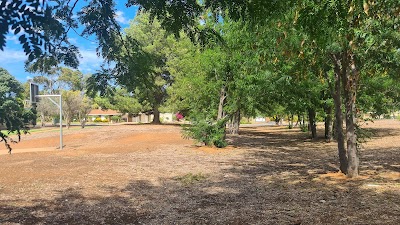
(308, 108, 317, 139)
(40, 112, 45, 127)
(152, 106, 161, 124)
(216, 85, 227, 142)
(295, 114, 300, 127)
(228, 110, 240, 135)
(65, 115, 70, 129)
(331, 53, 348, 174)
(344, 53, 360, 178)
(80, 119, 86, 128)
(217, 85, 226, 120)
(324, 105, 333, 142)
(79, 112, 86, 128)
(288, 114, 294, 129)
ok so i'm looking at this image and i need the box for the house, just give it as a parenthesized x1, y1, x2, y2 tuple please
(123, 112, 174, 123)
(88, 109, 122, 122)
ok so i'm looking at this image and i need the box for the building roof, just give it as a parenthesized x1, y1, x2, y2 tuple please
(88, 109, 122, 116)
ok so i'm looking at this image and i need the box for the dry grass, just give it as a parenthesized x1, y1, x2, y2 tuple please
(0, 120, 399, 224)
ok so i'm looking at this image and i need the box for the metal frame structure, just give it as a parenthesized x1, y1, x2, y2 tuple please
(30, 83, 63, 150)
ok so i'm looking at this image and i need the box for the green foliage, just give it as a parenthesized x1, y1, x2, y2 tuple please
(356, 118, 374, 147)
(240, 118, 252, 125)
(0, 68, 31, 153)
(1, 1, 79, 68)
(182, 119, 227, 148)
(93, 88, 149, 116)
(58, 68, 85, 91)
(300, 123, 308, 133)
(111, 115, 121, 122)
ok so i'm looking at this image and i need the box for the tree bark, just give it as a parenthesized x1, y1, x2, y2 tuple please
(216, 85, 228, 142)
(228, 110, 240, 135)
(152, 106, 161, 124)
(344, 53, 360, 178)
(217, 85, 226, 120)
(288, 113, 294, 129)
(332, 54, 348, 174)
(65, 115, 71, 129)
(324, 105, 333, 142)
(79, 112, 86, 128)
(308, 108, 317, 139)
(40, 111, 46, 127)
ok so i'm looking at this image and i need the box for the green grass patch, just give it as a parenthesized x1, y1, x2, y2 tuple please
(176, 173, 207, 185)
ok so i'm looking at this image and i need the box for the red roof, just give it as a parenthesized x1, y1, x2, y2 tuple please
(88, 109, 122, 116)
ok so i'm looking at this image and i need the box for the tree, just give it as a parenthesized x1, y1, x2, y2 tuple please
(3, 0, 399, 176)
(93, 88, 150, 117)
(62, 90, 81, 129)
(297, 0, 400, 177)
(1, 1, 79, 68)
(58, 68, 85, 91)
(36, 98, 58, 127)
(60, 90, 92, 129)
(0, 68, 33, 153)
(122, 12, 178, 124)
(78, 95, 92, 128)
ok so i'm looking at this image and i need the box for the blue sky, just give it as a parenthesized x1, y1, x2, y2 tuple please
(0, 2, 138, 82)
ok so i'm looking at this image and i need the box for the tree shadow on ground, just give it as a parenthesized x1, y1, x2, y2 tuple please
(0, 188, 144, 224)
(1, 126, 399, 224)
(1, 170, 398, 224)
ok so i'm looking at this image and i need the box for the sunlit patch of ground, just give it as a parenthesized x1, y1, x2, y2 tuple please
(0, 120, 399, 224)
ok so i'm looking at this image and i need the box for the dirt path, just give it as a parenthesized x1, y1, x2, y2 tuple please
(0, 121, 399, 224)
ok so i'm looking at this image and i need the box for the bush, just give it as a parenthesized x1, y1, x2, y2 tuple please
(182, 119, 227, 148)
(93, 117, 109, 122)
(111, 115, 121, 122)
(240, 117, 251, 124)
(300, 123, 308, 132)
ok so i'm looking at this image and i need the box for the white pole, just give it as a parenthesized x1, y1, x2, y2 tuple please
(35, 94, 64, 150)
(60, 94, 63, 150)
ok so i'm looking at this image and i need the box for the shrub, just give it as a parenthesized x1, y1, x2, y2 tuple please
(240, 117, 251, 124)
(93, 117, 109, 122)
(300, 123, 308, 132)
(111, 115, 121, 122)
(175, 112, 184, 121)
(182, 119, 227, 148)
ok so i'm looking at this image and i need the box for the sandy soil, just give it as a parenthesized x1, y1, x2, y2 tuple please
(0, 120, 399, 224)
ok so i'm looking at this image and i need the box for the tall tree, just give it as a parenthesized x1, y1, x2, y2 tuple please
(297, 0, 400, 177)
(0, 68, 34, 153)
(122, 12, 178, 124)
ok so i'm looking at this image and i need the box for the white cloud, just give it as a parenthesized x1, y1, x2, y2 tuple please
(0, 48, 27, 63)
(68, 37, 78, 44)
(0, 46, 104, 76)
(6, 35, 20, 44)
(115, 11, 129, 25)
(78, 49, 103, 73)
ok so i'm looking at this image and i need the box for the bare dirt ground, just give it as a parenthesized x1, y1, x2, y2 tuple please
(0, 120, 399, 224)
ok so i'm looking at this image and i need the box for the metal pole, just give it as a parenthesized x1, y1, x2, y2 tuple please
(60, 94, 63, 150)
(35, 94, 64, 150)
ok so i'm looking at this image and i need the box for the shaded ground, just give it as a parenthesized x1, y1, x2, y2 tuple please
(0, 120, 399, 224)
